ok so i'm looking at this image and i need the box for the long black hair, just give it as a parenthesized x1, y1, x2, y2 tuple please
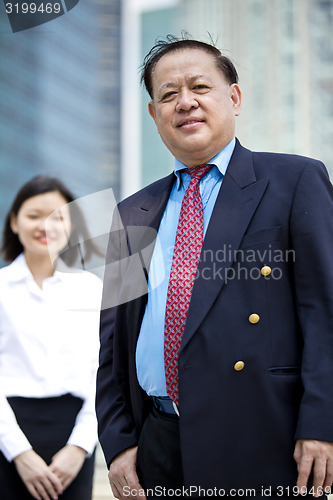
(1, 175, 102, 267)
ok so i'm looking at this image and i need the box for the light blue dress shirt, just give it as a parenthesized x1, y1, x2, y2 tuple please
(136, 138, 236, 396)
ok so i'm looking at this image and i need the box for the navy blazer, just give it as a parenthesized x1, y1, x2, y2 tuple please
(96, 140, 333, 493)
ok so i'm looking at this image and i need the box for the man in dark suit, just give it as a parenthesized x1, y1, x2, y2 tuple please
(96, 35, 333, 499)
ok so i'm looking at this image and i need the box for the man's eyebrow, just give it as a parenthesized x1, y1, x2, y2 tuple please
(158, 75, 209, 95)
(188, 74, 207, 83)
(159, 82, 177, 93)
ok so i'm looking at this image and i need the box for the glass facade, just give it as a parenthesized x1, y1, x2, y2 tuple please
(0, 0, 121, 256)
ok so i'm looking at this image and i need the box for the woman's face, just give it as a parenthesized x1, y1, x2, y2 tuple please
(10, 191, 71, 260)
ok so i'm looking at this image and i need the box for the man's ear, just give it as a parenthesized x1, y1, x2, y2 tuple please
(230, 84, 242, 116)
(148, 100, 157, 123)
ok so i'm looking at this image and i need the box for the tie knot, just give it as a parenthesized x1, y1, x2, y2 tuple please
(187, 164, 212, 181)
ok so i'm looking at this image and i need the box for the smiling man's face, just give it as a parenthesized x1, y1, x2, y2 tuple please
(148, 48, 242, 167)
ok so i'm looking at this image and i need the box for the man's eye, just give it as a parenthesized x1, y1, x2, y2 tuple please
(162, 91, 177, 101)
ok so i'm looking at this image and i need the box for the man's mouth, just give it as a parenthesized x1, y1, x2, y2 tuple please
(178, 119, 204, 128)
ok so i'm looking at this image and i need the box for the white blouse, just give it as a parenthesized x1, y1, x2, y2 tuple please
(0, 254, 102, 462)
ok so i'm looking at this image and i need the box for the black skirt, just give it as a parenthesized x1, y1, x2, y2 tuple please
(0, 394, 95, 500)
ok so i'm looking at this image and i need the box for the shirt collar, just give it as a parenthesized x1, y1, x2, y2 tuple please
(174, 137, 236, 190)
(6, 253, 74, 283)
(5, 253, 31, 282)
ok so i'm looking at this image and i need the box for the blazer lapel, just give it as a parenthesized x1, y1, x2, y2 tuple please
(126, 173, 175, 272)
(122, 174, 175, 351)
(181, 142, 269, 350)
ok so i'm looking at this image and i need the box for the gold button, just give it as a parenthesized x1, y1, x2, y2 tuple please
(234, 361, 245, 371)
(249, 313, 260, 324)
(261, 266, 272, 276)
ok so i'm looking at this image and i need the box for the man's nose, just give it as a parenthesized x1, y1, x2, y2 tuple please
(175, 89, 199, 112)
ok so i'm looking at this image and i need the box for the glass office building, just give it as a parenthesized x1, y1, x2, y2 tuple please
(0, 0, 121, 228)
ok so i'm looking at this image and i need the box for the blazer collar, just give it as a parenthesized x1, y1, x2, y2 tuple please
(129, 173, 175, 231)
(124, 174, 175, 272)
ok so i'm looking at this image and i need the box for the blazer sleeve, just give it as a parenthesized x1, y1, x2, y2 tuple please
(290, 160, 333, 442)
(95, 207, 139, 468)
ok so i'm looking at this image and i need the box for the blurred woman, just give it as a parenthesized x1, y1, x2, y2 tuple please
(0, 176, 103, 500)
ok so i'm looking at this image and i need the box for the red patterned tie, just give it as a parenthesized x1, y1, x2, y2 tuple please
(164, 165, 212, 407)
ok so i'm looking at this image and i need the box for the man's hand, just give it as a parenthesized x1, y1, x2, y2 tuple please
(294, 439, 333, 496)
(109, 446, 146, 499)
(49, 444, 87, 490)
(13, 449, 63, 500)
